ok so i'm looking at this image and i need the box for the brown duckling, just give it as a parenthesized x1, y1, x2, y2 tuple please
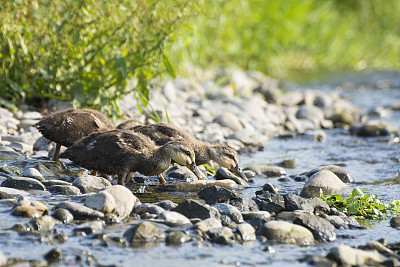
(35, 109, 115, 161)
(59, 129, 203, 186)
(116, 119, 144, 130)
(129, 123, 248, 181)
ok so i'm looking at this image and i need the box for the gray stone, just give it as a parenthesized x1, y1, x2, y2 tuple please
(306, 165, 354, 183)
(134, 203, 165, 216)
(300, 170, 352, 198)
(171, 180, 238, 192)
(0, 250, 7, 266)
(157, 211, 192, 227)
(327, 244, 385, 266)
(11, 199, 49, 218)
(85, 185, 140, 221)
(20, 168, 44, 181)
(194, 218, 223, 233)
(236, 222, 256, 242)
(44, 247, 62, 263)
(326, 215, 350, 230)
(215, 112, 243, 131)
(215, 167, 245, 185)
(124, 221, 165, 242)
(1, 176, 46, 191)
(257, 220, 314, 246)
(174, 199, 221, 220)
(50, 185, 81, 195)
(55, 201, 104, 220)
(0, 146, 23, 158)
(198, 185, 239, 205)
(351, 120, 399, 137)
(0, 187, 30, 199)
(283, 194, 330, 213)
(227, 130, 265, 147)
(254, 192, 285, 214)
(242, 211, 271, 221)
(229, 197, 259, 212)
(296, 105, 325, 127)
(155, 200, 177, 211)
(166, 165, 199, 181)
(246, 165, 286, 177)
(166, 231, 191, 245)
(293, 213, 336, 242)
(72, 175, 111, 193)
(213, 203, 243, 223)
(41, 180, 72, 187)
(74, 221, 105, 235)
(390, 217, 400, 229)
(29, 215, 58, 232)
(33, 136, 52, 152)
(207, 226, 234, 244)
(52, 208, 74, 223)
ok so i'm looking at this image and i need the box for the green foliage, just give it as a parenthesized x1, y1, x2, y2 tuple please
(319, 188, 400, 220)
(203, 163, 217, 176)
(169, 0, 400, 79)
(0, 0, 195, 117)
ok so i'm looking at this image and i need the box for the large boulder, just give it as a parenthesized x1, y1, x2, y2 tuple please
(300, 170, 352, 198)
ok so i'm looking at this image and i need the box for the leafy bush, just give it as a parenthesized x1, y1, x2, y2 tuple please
(319, 188, 400, 220)
(0, 0, 195, 117)
(170, 0, 400, 79)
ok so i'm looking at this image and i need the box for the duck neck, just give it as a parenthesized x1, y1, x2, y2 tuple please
(193, 140, 211, 165)
(150, 146, 173, 174)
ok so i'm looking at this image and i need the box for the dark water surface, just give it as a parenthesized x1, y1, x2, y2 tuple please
(1, 74, 400, 266)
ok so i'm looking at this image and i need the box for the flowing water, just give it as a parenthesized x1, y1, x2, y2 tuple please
(1, 73, 400, 266)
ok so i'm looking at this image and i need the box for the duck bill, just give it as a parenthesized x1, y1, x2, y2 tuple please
(230, 164, 248, 182)
(186, 163, 204, 180)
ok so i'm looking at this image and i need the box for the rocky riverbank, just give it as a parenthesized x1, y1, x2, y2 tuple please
(1, 68, 400, 266)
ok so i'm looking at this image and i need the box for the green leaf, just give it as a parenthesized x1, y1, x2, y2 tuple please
(163, 53, 176, 78)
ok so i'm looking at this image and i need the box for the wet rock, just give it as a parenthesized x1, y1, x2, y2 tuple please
(11, 199, 49, 218)
(351, 120, 399, 137)
(293, 213, 336, 242)
(207, 226, 234, 244)
(166, 165, 199, 181)
(277, 159, 296, 169)
(246, 165, 286, 177)
(155, 200, 178, 210)
(41, 179, 72, 187)
(198, 185, 239, 205)
(134, 203, 166, 216)
(174, 199, 220, 220)
(0, 146, 23, 158)
(242, 211, 271, 222)
(20, 168, 44, 181)
(72, 175, 111, 193)
(74, 221, 105, 235)
(52, 208, 74, 223)
(283, 194, 330, 213)
(327, 110, 356, 127)
(29, 215, 58, 232)
(300, 170, 352, 198)
(296, 105, 325, 127)
(215, 112, 243, 131)
(157, 211, 192, 227)
(213, 203, 243, 223)
(55, 201, 104, 220)
(49, 185, 81, 195)
(325, 215, 349, 230)
(170, 180, 238, 192)
(85, 185, 140, 221)
(1, 177, 46, 191)
(254, 191, 285, 214)
(194, 218, 223, 233)
(306, 165, 354, 183)
(44, 247, 62, 263)
(327, 244, 385, 266)
(220, 214, 237, 228)
(0, 187, 30, 199)
(124, 221, 165, 243)
(85, 191, 116, 215)
(33, 136, 52, 152)
(166, 231, 191, 245)
(229, 197, 259, 212)
(390, 217, 400, 229)
(236, 222, 256, 242)
(257, 220, 314, 246)
(215, 167, 245, 185)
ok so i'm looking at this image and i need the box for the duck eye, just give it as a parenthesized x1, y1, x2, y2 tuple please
(225, 153, 234, 159)
(184, 150, 191, 156)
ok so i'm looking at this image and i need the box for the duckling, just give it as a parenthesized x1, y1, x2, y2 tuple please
(116, 119, 144, 130)
(59, 129, 202, 186)
(129, 123, 248, 181)
(35, 109, 115, 161)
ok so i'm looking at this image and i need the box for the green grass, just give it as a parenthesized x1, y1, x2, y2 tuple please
(169, 0, 400, 80)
